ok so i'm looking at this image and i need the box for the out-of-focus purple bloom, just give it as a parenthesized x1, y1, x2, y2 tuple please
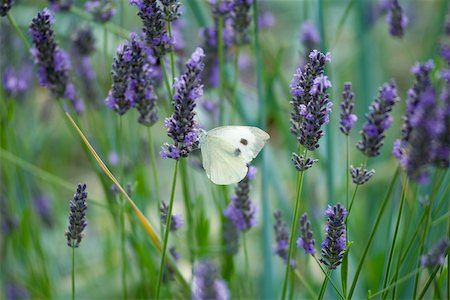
(108, 151, 119, 166)
(350, 165, 375, 185)
(161, 48, 205, 160)
(432, 67, 450, 168)
(224, 166, 257, 231)
(48, 0, 73, 11)
(0, 197, 18, 235)
(340, 82, 358, 135)
(386, 0, 407, 38)
(223, 221, 240, 255)
(445, 13, 450, 36)
(357, 80, 398, 157)
(258, 11, 274, 29)
(160, 0, 181, 22)
(34, 194, 53, 227)
(192, 260, 230, 300)
(171, 20, 185, 55)
(210, 0, 234, 16)
(29, 8, 84, 112)
(320, 204, 347, 270)
(130, 0, 173, 58)
(300, 21, 320, 55)
(291, 153, 318, 171)
(296, 213, 315, 256)
(290, 50, 332, 152)
(85, 0, 116, 23)
(441, 44, 450, 64)
(105, 43, 133, 115)
(273, 211, 297, 268)
(160, 201, 183, 231)
(231, 0, 253, 45)
(71, 27, 96, 56)
(5, 282, 30, 300)
(65, 183, 88, 248)
(420, 239, 449, 268)
(3, 65, 30, 97)
(0, 0, 14, 16)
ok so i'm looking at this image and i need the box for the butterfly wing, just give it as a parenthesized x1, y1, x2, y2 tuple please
(201, 126, 270, 185)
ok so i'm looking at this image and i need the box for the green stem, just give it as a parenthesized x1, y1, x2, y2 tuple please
(167, 21, 176, 86)
(155, 160, 179, 299)
(293, 268, 317, 299)
(381, 175, 408, 299)
(347, 166, 399, 299)
(160, 59, 173, 107)
(346, 185, 359, 218)
(243, 232, 251, 295)
(6, 12, 31, 50)
(342, 135, 350, 296)
(313, 257, 345, 300)
(218, 15, 225, 125)
(104, 26, 111, 87)
(281, 159, 306, 300)
(318, 270, 331, 300)
(72, 243, 75, 300)
(418, 249, 450, 300)
(368, 267, 422, 298)
(180, 159, 195, 263)
(118, 117, 127, 299)
(231, 47, 240, 124)
(147, 128, 162, 235)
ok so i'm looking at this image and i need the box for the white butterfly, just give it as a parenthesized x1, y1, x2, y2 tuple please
(198, 126, 270, 185)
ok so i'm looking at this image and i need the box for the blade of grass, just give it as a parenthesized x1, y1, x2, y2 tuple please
(6, 12, 31, 50)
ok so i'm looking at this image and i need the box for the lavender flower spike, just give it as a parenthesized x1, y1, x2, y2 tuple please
(340, 82, 357, 135)
(273, 211, 296, 268)
(48, 0, 73, 12)
(65, 184, 88, 248)
(296, 213, 315, 256)
(420, 239, 449, 268)
(0, 0, 14, 16)
(290, 50, 332, 151)
(386, 0, 408, 38)
(300, 21, 320, 55)
(192, 260, 230, 300)
(160, 0, 181, 22)
(85, 0, 116, 23)
(232, 0, 253, 45)
(320, 204, 347, 269)
(357, 80, 399, 157)
(161, 47, 205, 160)
(350, 165, 375, 185)
(160, 201, 183, 231)
(224, 166, 257, 231)
(291, 153, 318, 171)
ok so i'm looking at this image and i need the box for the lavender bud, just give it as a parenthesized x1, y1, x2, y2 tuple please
(192, 260, 230, 300)
(420, 239, 449, 268)
(350, 165, 375, 185)
(320, 204, 347, 269)
(160, 201, 183, 231)
(231, 0, 253, 45)
(85, 0, 116, 23)
(386, 0, 407, 38)
(65, 183, 88, 248)
(340, 82, 357, 135)
(291, 153, 318, 171)
(48, 0, 73, 11)
(161, 0, 181, 22)
(161, 48, 205, 160)
(357, 80, 398, 157)
(296, 213, 315, 256)
(273, 211, 297, 268)
(0, 0, 14, 16)
(224, 166, 257, 231)
(3, 65, 30, 97)
(300, 21, 320, 56)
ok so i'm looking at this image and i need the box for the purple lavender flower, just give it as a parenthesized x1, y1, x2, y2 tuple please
(386, 0, 407, 38)
(357, 80, 398, 157)
(296, 213, 315, 256)
(161, 48, 205, 160)
(441, 44, 450, 64)
(130, 0, 173, 58)
(192, 260, 230, 300)
(3, 66, 29, 97)
(29, 9, 84, 113)
(0, 0, 14, 16)
(171, 20, 185, 55)
(231, 0, 253, 45)
(34, 194, 53, 227)
(420, 239, 449, 268)
(290, 50, 333, 151)
(65, 183, 88, 248)
(5, 282, 30, 300)
(300, 21, 320, 55)
(340, 82, 358, 135)
(160, 201, 183, 231)
(291, 153, 318, 171)
(160, 0, 181, 22)
(224, 166, 257, 231)
(350, 165, 376, 185)
(258, 11, 274, 29)
(85, 0, 116, 23)
(273, 211, 296, 268)
(48, 0, 73, 11)
(320, 204, 347, 270)
(105, 43, 133, 115)
(127, 33, 159, 126)
(210, 0, 234, 16)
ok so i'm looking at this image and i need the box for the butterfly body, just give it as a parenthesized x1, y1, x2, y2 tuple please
(199, 126, 270, 185)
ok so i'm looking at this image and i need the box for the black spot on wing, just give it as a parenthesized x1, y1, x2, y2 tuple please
(240, 138, 248, 145)
(234, 148, 241, 156)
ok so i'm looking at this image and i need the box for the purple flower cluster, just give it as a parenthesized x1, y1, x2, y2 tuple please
(48, 0, 72, 11)
(350, 165, 376, 185)
(340, 82, 357, 135)
(296, 213, 315, 256)
(420, 239, 449, 268)
(29, 8, 84, 113)
(3, 65, 30, 97)
(273, 211, 296, 268)
(320, 204, 347, 269)
(160, 201, 183, 231)
(224, 166, 257, 231)
(300, 21, 320, 56)
(192, 260, 230, 300)
(0, 0, 14, 16)
(290, 50, 333, 151)
(85, 0, 116, 23)
(65, 183, 88, 248)
(161, 47, 205, 160)
(231, 0, 253, 45)
(386, 0, 407, 38)
(33, 194, 53, 228)
(130, 0, 173, 58)
(357, 80, 398, 157)
(160, 0, 181, 22)
(291, 153, 318, 171)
